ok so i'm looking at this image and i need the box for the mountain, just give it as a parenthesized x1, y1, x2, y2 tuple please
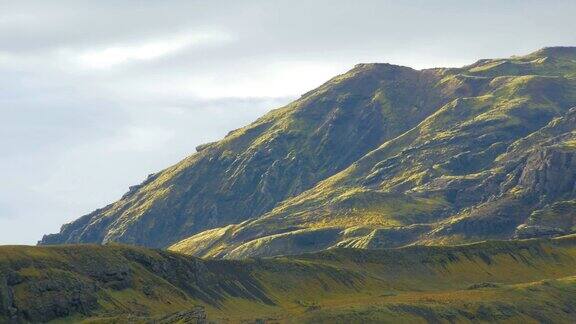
(4, 236, 576, 322)
(168, 47, 576, 258)
(41, 47, 576, 259)
(40, 63, 454, 248)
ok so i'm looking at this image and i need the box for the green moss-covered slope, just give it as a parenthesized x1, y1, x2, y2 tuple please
(41, 47, 576, 258)
(4, 236, 576, 322)
(172, 47, 576, 258)
(40, 64, 455, 248)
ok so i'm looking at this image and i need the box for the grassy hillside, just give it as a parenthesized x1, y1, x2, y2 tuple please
(171, 48, 576, 258)
(4, 236, 576, 322)
(40, 63, 456, 249)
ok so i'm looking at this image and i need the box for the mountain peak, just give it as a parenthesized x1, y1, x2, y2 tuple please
(353, 62, 411, 69)
(351, 62, 419, 75)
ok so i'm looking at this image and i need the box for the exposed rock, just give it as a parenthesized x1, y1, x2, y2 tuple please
(514, 224, 567, 239)
(517, 148, 576, 200)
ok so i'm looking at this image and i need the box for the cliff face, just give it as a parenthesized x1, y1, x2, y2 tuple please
(517, 148, 576, 198)
(41, 47, 576, 258)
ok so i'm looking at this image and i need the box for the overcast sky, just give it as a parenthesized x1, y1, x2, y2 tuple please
(1, 0, 575, 245)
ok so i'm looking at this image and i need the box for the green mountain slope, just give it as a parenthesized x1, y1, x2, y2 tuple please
(171, 48, 576, 258)
(40, 64, 457, 248)
(4, 236, 576, 323)
(41, 47, 576, 258)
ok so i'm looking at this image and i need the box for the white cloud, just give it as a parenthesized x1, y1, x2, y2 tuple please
(0, 13, 36, 25)
(106, 125, 174, 152)
(75, 31, 233, 69)
(183, 60, 345, 98)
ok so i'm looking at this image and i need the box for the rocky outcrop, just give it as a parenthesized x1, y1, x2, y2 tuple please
(517, 148, 576, 200)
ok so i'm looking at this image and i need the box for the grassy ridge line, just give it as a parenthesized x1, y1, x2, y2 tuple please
(2, 236, 576, 322)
